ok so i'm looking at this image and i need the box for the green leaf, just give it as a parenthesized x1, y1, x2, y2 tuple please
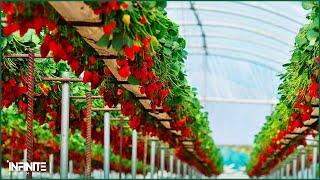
(306, 29, 318, 42)
(96, 34, 110, 47)
(172, 41, 180, 50)
(128, 75, 140, 85)
(1, 38, 7, 50)
(302, 1, 314, 10)
(295, 35, 307, 47)
(177, 38, 186, 49)
(112, 33, 132, 51)
(163, 47, 172, 56)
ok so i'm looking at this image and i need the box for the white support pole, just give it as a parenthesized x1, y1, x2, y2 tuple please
(23, 149, 27, 178)
(301, 149, 306, 179)
(49, 154, 54, 178)
(68, 160, 73, 178)
(60, 72, 70, 179)
(280, 166, 284, 179)
(169, 151, 174, 178)
(160, 145, 165, 179)
(104, 112, 110, 179)
(150, 140, 156, 179)
(176, 159, 181, 179)
(188, 166, 192, 179)
(286, 162, 290, 179)
(312, 145, 318, 178)
(131, 129, 137, 179)
(183, 163, 187, 179)
(293, 157, 297, 179)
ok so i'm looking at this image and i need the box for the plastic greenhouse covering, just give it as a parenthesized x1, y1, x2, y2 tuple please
(166, 1, 308, 146)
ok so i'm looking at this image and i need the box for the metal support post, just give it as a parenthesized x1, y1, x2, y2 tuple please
(150, 140, 156, 179)
(160, 145, 165, 179)
(301, 148, 306, 179)
(131, 129, 137, 179)
(49, 154, 54, 178)
(183, 163, 187, 179)
(169, 151, 174, 178)
(104, 112, 110, 179)
(312, 145, 318, 178)
(286, 162, 290, 179)
(60, 72, 70, 179)
(177, 159, 181, 179)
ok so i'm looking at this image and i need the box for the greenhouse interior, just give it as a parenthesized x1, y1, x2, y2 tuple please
(0, 1, 319, 179)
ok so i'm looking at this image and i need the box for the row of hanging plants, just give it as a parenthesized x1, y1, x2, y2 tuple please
(246, 1, 319, 177)
(1, 105, 149, 174)
(1, 1, 223, 175)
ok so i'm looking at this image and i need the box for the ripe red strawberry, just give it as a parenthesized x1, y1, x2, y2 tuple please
(91, 71, 101, 89)
(48, 121, 55, 129)
(89, 56, 96, 66)
(3, 23, 20, 36)
(103, 21, 117, 35)
(118, 66, 131, 78)
(109, 1, 120, 11)
(83, 71, 92, 83)
(40, 35, 52, 57)
(104, 67, 112, 75)
(140, 15, 146, 24)
(124, 46, 135, 61)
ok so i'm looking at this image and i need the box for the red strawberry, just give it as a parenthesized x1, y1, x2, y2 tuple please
(121, 3, 128, 10)
(89, 56, 96, 66)
(3, 23, 19, 36)
(124, 46, 135, 61)
(48, 121, 55, 129)
(91, 71, 101, 89)
(118, 66, 131, 78)
(83, 71, 92, 83)
(140, 15, 146, 24)
(109, 1, 120, 11)
(103, 21, 117, 35)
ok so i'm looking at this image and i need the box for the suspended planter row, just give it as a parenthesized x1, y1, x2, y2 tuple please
(1, 0, 223, 177)
(246, 1, 319, 177)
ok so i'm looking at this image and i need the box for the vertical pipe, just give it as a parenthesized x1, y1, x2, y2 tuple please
(49, 154, 54, 178)
(150, 140, 156, 179)
(60, 72, 70, 179)
(143, 136, 148, 178)
(131, 129, 137, 179)
(69, 160, 73, 178)
(160, 145, 165, 179)
(23, 149, 27, 178)
(188, 166, 192, 179)
(183, 163, 187, 179)
(177, 159, 181, 179)
(169, 151, 174, 178)
(26, 49, 35, 179)
(104, 112, 110, 179)
(312, 145, 317, 178)
(301, 149, 306, 179)
(85, 92, 92, 179)
(280, 166, 284, 179)
(119, 118, 123, 179)
(286, 162, 290, 179)
(293, 157, 297, 178)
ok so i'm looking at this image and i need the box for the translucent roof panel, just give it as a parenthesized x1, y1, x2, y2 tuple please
(166, 1, 307, 146)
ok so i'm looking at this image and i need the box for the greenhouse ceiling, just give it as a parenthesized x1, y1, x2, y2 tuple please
(166, 1, 308, 145)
